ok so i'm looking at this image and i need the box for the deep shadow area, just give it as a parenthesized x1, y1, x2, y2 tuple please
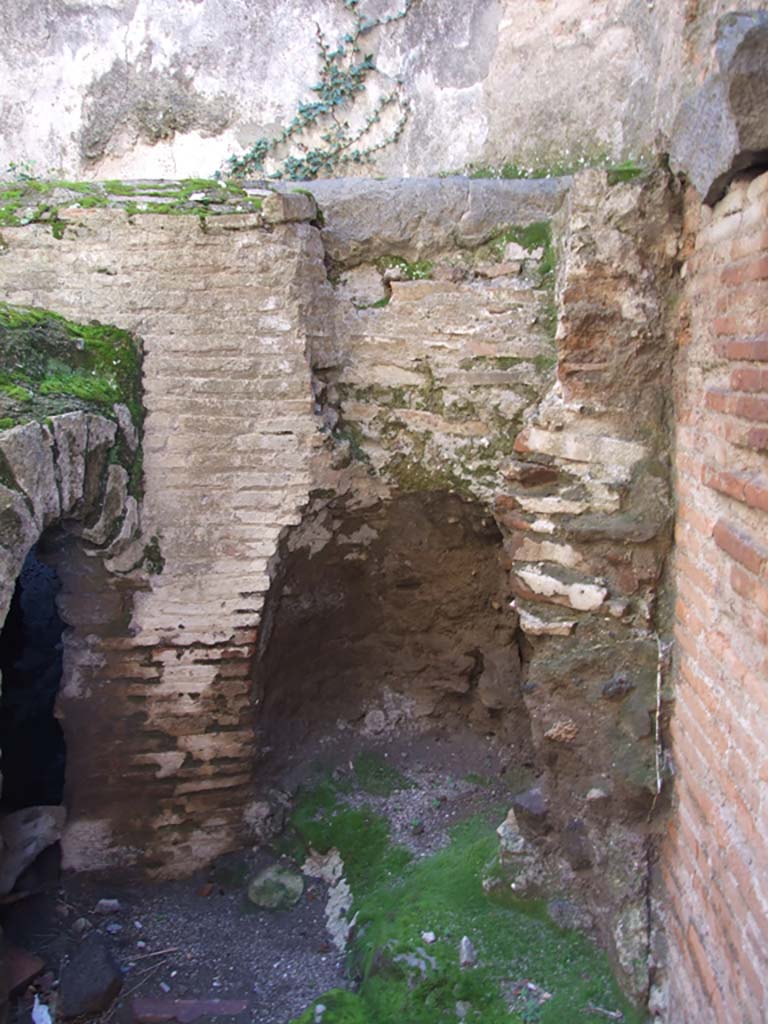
(254, 490, 534, 781)
(0, 540, 66, 811)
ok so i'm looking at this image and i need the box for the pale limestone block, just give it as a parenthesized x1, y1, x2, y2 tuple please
(79, 465, 129, 546)
(518, 608, 576, 637)
(0, 423, 59, 529)
(515, 567, 607, 611)
(52, 412, 89, 516)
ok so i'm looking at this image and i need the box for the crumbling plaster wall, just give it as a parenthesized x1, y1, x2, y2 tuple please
(1, 0, 766, 180)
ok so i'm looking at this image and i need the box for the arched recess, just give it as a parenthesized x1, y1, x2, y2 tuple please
(0, 410, 147, 891)
(0, 296, 151, 891)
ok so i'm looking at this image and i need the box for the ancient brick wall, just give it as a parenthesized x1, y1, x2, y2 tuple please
(0, 195, 321, 873)
(663, 169, 768, 1021)
(0, 175, 687, 1004)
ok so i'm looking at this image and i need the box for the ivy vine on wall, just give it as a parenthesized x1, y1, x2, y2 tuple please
(222, 0, 416, 181)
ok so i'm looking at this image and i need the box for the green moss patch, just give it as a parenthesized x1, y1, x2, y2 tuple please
(0, 177, 265, 232)
(353, 752, 414, 797)
(280, 781, 411, 896)
(284, 785, 642, 1024)
(0, 302, 143, 426)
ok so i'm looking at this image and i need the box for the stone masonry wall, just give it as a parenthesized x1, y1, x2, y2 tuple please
(662, 170, 768, 1021)
(294, 171, 682, 1004)
(0, 178, 568, 874)
(0, 194, 322, 873)
(494, 169, 683, 1005)
(0, 173, 700, 1011)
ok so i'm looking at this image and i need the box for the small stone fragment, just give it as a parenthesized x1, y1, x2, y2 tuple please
(586, 787, 609, 802)
(363, 709, 387, 734)
(512, 786, 549, 821)
(421, 930, 436, 944)
(601, 674, 635, 700)
(543, 719, 579, 744)
(459, 936, 476, 969)
(94, 898, 121, 914)
(455, 1001, 472, 1021)
(72, 917, 90, 935)
(59, 933, 123, 1018)
(246, 864, 304, 909)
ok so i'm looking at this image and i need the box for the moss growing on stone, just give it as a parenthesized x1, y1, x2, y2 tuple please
(284, 783, 642, 1024)
(462, 153, 649, 183)
(0, 178, 265, 229)
(0, 302, 143, 425)
(384, 451, 473, 497)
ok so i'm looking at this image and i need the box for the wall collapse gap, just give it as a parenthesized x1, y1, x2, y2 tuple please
(252, 488, 536, 788)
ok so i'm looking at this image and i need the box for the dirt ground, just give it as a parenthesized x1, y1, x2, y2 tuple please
(3, 729, 526, 1024)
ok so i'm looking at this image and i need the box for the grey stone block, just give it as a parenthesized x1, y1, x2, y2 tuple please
(670, 12, 768, 204)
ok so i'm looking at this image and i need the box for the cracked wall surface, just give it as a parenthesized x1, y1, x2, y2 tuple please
(1, 0, 767, 180)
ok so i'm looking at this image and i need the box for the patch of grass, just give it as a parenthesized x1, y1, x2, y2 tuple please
(353, 752, 414, 797)
(39, 370, 118, 403)
(282, 782, 411, 897)
(606, 160, 646, 186)
(0, 417, 16, 430)
(0, 373, 33, 402)
(287, 806, 642, 1024)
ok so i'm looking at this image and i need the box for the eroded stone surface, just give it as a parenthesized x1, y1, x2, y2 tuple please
(670, 12, 768, 204)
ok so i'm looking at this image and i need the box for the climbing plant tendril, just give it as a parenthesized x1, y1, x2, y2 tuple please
(222, 0, 415, 181)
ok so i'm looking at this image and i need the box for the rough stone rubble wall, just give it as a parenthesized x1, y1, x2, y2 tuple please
(663, 170, 768, 1022)
(0, 197, 321, 872)
(1, 0, 765, 180)
(496, 170, 682, 1006)
(294, 172, 682, 1005)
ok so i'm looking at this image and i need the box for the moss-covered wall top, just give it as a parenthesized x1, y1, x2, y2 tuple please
(0, 303, 141, 425)
(0, 303, 144, 508)
(0, 178, 265, 233)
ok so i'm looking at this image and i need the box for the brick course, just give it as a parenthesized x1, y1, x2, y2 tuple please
(0, 204, 320, 873)
(664, 171, 768, 1022)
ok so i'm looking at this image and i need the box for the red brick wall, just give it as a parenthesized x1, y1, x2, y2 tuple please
(664, 170, 768, 1021)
